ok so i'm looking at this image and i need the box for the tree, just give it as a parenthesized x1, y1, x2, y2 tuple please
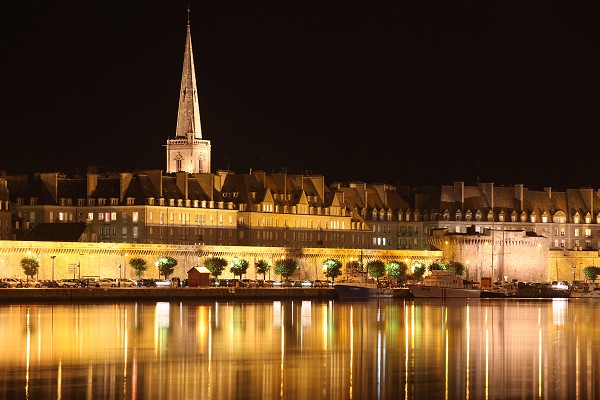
(428, 261, 445, 271)
(274, 258, 299, 280)
(583, 266, 600, 282)
(255, 259, 271, 280)
(129, 257, 148, 278)
(387, 261, 408, 282)
(448, 261, 466, 276)
(411, 262, 426, 280)
(20, 256, 40, 281)
(366, 260, 386, 281)
(230, 258, 249, 280)
(322, 258, 342, 282)
(156, 256, 177, 279)
(205, 257, 228, 279)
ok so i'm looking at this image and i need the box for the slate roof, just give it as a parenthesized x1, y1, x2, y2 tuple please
(20, 223, 93, 242)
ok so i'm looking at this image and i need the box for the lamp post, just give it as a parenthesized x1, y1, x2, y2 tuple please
(573, 264, 577, 283)
(50, 256, 56, 282)
(79, 253, 84, 279)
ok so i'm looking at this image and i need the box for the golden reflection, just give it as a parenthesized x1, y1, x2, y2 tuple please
(445, 326, 448, 400)
(57, 360, 62, 400)
(2, 300, 600, 399)
(538, 305, 542, 400)
(26, 308, 30, 400)
(466, 304, 470, 400)
(280, 303, 284, 399)
(485, 320, 489, 400)
(349, 305, 353, 400)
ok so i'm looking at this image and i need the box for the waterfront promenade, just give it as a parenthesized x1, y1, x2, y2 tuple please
(0, 287, 338, 302)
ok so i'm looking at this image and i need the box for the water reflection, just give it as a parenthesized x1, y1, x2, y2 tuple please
(0, 299, 598, 399)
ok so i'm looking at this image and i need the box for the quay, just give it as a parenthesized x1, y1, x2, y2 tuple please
(0, 287, 338, 302)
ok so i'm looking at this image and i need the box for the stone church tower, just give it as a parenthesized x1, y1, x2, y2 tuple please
(165, 19, 211, 174)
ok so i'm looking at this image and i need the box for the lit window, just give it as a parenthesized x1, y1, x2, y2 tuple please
(87, 213, 94, 221)
(132, 212, 139, 223)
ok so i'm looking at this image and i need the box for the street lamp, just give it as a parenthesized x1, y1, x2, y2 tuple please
(50, 255, 56, 282)
(79, 253, 84, 279)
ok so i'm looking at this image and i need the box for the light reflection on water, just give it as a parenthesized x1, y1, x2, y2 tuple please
(0, 298, 598, 399)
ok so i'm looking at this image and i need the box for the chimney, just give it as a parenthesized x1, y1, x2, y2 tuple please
(453, 181, 464, 208)
(515, 184, 524, 211)
(39, 173, 59, 204)
(544, 187, 552, 199)
(482, 182, 494, 210)
(176, 171, 188, 200)
(120, 173, 133, 202)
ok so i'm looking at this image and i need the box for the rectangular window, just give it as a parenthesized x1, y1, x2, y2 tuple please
(133, 212, 139, 223)
(111, 212, 117, 221)
(574, 228, 580, 237)
(133, 226, 139, 238)
(87, 212, 94, 220)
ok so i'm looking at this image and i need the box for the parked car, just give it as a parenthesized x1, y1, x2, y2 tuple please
(93, 278, 119, 287)
(22, 280, 42, 288)
(0, 278, 21, 288)
(240, 278, 259, 288)
(263, 280, 275, 287)
(281, 280, 293, 287)
(154, 279, 172, 287)
(312, 279, 330, 288)
(57, 279, 80, 288)
(120, 278, 137, 287)
(219, 279, 238, 287)
(137, 279, 156, 287)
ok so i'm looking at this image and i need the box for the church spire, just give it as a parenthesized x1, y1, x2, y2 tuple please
(166, 9, 211, 175)
(175, 12, 202, 140)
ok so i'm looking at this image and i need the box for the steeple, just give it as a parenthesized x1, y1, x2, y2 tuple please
(175, 19, 202, 140)
(165, 9, 211, 174)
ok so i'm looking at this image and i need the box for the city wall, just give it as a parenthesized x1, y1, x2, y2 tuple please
(0, 241, 441, 281)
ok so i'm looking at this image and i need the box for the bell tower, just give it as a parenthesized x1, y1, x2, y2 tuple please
(165, 13, 211, 174)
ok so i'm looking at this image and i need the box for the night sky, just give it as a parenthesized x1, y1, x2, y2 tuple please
(2, 1, 598, 190)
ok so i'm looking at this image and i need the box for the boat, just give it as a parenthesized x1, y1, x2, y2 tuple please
(480, 278, 518, 298)
(570, 283, 600, 298)
(334, 271, 394, 299)
(407, 270, 481, 298)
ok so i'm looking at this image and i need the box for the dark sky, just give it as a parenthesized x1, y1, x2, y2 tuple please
(2, 1, 598, 190)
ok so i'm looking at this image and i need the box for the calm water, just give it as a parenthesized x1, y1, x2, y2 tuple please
(0, 298, 598, 400)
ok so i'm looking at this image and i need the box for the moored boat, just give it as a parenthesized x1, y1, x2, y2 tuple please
(407, 270, 481, 298)
(334, 271, 394, 299)
(570, 283, 600, 298)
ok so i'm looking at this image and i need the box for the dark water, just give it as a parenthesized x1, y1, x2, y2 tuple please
(0, 298, 598, 400)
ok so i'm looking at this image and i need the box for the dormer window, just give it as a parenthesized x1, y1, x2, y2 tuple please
(127, 198, 135, 205)
(169, 199, 175, 207)
(147, 197, 155, 206)
(77, 198, 85, 206)
(110, 198, 118, 206)
(573, 212, 581, 224)
(88, 199, 96, 206)
(98, 198, 106, 206)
